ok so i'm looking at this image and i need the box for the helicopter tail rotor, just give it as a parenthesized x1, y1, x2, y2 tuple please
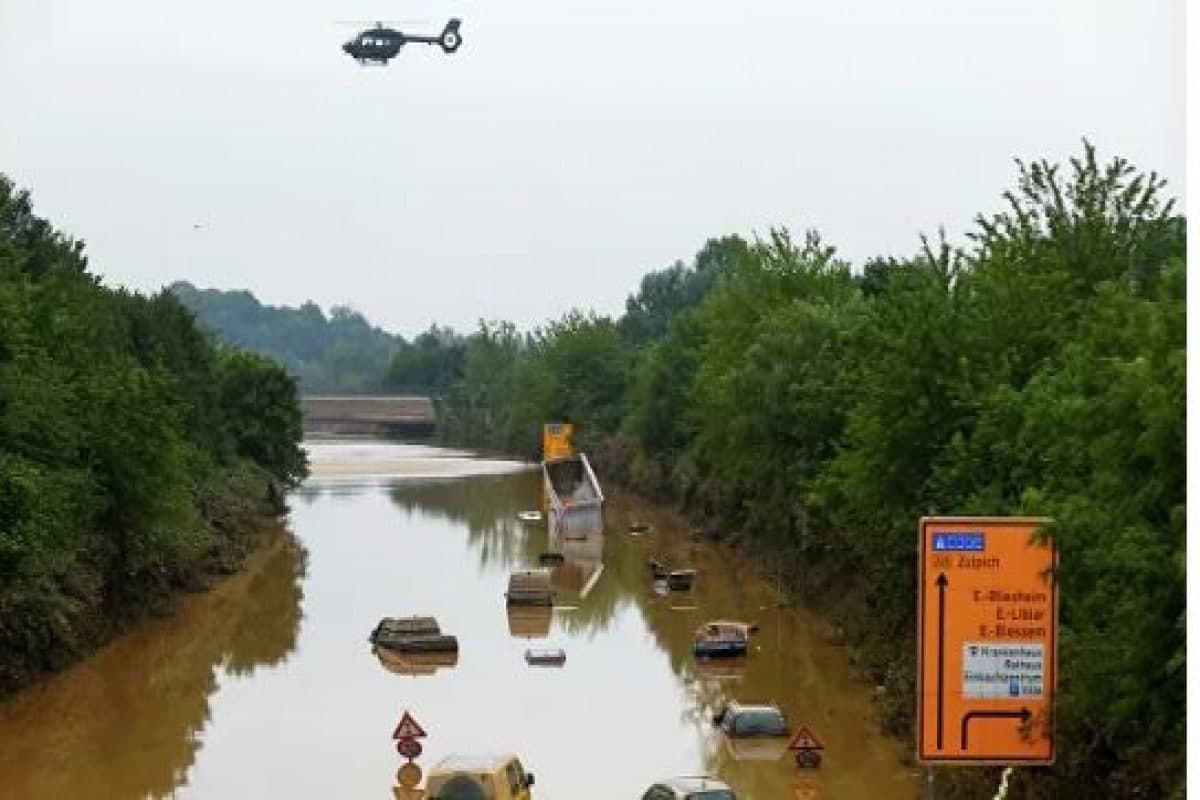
(439, 18, 463, 53)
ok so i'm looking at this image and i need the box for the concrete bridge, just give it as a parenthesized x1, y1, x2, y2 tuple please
(302, 395, 437, 437)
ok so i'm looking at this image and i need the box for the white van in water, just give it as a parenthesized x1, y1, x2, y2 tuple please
(426, 754, 535, 800)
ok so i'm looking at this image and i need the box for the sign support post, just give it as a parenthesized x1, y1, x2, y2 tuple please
(390, 710, 428, 800)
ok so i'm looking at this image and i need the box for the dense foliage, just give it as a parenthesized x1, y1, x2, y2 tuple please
(0, 179, 308, 695)
(412, 146, 1186, 797)
(170, 281, 401, 393)
(382, 324, 466, 394)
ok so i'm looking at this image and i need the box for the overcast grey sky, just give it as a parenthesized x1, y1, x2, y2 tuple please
(0, 0, 1185, 336)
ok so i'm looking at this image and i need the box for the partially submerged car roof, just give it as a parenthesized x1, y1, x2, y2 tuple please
(698, 621, 753, 636)
(726, 700, 782, 712)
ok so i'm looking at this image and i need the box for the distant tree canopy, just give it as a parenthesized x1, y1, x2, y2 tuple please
(619, 235, 750, 344)
(408, 145, 1185, 799)
(0, 176, 307, 696)
(169, 282, 401, 394)
(382, 324, 465, 394)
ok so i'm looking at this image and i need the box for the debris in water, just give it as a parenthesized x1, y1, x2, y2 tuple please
(667, 569, 696, 591)
(506, 569, 555, 606)
(524, 647, 567, 666)
(370, 616, 459, 653)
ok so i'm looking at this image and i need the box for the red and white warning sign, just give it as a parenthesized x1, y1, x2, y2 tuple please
(392, 711, 428, 740)
(787, 725, 824, 752)
(396, 738, 423, 760)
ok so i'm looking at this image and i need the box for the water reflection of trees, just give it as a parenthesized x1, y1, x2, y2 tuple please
(223, 536, 308, 676)
(380, 472, 633, 637)
(548, 529, 631, 638)
(387, 473, 542, 571)
(379, 472, 851, 793)
(0, 530, 307, 799)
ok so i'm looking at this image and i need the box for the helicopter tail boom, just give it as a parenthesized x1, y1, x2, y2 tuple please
(408, 19, 461, 52)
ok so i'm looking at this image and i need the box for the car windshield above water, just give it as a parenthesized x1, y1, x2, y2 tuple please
(716, 702, 788, 737)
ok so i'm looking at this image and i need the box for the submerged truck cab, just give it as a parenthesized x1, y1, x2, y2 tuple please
(426, 754, 535, 800)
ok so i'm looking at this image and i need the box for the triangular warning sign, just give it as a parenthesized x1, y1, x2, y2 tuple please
(788, 725, 824, 751)
(392, 711, 427, 740)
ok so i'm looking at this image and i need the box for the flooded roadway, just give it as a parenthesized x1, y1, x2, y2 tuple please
(0, 440, 917, 799)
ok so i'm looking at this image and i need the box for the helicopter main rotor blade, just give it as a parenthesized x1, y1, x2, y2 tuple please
(333, 19, 429, 26)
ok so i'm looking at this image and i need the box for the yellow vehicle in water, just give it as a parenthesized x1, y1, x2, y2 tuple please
(426, 754, 535, 800)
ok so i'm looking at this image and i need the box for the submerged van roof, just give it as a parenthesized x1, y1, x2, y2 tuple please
(431, 753, 518, 772)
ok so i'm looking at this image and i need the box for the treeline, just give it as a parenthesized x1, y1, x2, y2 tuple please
(170, 281, 401, 393)
(0, 178, 308, 696)
(397, 146, 1186, 797)
(170, 281, 473, 396)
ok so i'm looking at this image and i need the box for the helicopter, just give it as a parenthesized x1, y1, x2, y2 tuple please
(342, 19, 462, 64)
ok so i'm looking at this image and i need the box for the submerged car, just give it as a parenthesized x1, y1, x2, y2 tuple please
(723, 732, 789, 762)
(712, 701, 789, 737)
(693, 621, 757, 658)
(524, 647, 567, 667)
(640, 776, 736, 799)
(426, 754, 534, 800)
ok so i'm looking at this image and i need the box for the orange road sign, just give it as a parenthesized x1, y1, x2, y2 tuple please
(392, 711, 427, 740)
(396, 762, 423, 788)
(917, 517, 1057, 764)
(787, 725, 824, 752)
(542, 423, 575, 461)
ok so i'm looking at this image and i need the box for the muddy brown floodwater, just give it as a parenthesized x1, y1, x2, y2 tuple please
(0, 440, 918, 799)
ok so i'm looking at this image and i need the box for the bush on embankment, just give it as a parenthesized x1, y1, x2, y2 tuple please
(402, 144, 1185, 798)
(0, 177, 308, 697)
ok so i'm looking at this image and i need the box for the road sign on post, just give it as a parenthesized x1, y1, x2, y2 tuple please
(392, 711, 428, 741)
(542, 423, 575, 461)
(787, 725, 824, 752)
(396, 738, 423, 759)
(788, 724, 824, 769)
(917, 517, 1057, 764)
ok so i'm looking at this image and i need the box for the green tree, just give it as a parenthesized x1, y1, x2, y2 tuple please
(217, 350, 308, 487)
(0, 176, 308, 696)
(170, 283, 401, 393)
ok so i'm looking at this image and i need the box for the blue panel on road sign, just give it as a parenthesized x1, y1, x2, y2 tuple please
(932, 532, 985, 551)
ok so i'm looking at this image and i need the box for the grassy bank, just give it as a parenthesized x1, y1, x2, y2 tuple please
(0, 463, 286, 696)
(0, 178, 308, 698)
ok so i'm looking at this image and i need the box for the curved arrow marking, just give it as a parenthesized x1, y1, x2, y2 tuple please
(960, 708, 1032, 750)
